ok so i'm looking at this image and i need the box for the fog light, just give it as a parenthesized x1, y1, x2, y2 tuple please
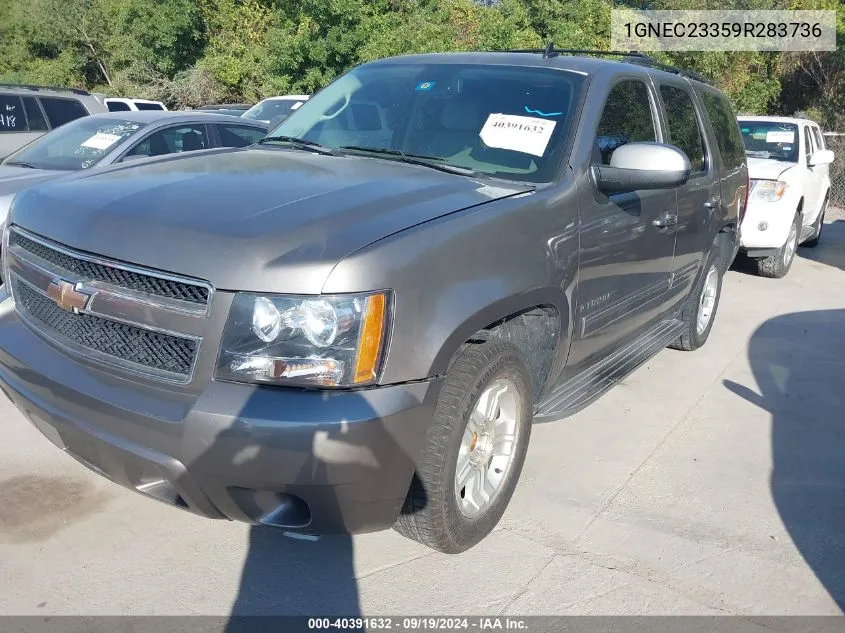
(758, 222, 768, 231)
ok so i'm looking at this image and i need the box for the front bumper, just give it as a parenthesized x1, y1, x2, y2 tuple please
(740, 195, 797, 251)
(0, 292, 441, 535)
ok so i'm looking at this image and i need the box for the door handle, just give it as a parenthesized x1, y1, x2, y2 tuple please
(652, 212, 677, 228)
(703, 197, 719, 209)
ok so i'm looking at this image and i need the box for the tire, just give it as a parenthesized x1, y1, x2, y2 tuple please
(669, 248, 724, 352)
(394, 340, 533, 553)
(755, 213, 800, 278)
(803, 196, 827, 248)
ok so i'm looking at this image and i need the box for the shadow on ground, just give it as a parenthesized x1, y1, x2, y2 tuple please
(798, 218, 845, 273)
(179, 387, 430, 631)
(724, 308, 845, 611)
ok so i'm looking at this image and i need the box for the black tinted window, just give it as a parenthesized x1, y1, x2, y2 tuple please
(39, 97, 89, 127)
(22, 97, 48, 131)
(217, 124, 265, 148)
(698, 90, 745, 170)
(660, 85, 706, 172)
(0, 94, 25, 132)
(595, 81, 655, 165)
(107, 101, 132, 112)
(125, 124, 209, 158)
(135, 102, 164, 111)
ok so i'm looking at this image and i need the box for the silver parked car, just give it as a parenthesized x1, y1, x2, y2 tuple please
(0, 84, 109, 159)
(0, 111, 269, 226)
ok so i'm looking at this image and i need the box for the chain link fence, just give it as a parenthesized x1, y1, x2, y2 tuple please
(825, 133, 844, 208)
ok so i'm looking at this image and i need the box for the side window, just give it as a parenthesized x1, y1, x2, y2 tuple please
(217, 124, 265, 148)
(107, 101, 132, 112)
(659, 85, 706, 173)
(594, 80, 656, 165)
(22, 97, 48, 131)
(0, 94, 26, 132)
(697, 89, 745, 170)
(125, 124, 210, 159)
(811, 126, 825, 150)
(39, 97, 89, 128)
(804, 126, 814, 159)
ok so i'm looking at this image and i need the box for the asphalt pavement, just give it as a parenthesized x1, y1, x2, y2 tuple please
(1, 211, 844, 618)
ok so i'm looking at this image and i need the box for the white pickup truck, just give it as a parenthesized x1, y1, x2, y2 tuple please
(738, 115, 834, 278)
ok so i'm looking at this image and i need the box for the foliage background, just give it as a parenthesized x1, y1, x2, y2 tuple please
(0, 0, 842, 128)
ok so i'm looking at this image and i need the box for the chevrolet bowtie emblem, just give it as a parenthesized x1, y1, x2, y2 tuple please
(46, 279, 91, 313)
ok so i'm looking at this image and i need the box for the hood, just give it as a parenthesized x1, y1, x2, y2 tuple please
(11, 147, 532, 293)
(0, 165, 65, 196)
(0, 166, 67, 225)
(747, 157, 797, 181)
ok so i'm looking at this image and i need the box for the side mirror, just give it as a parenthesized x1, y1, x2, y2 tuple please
(809, 149, 834, 167)
(592, 142, 691, 194)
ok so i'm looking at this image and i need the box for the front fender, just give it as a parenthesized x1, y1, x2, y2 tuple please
(322, 189, 578, 385)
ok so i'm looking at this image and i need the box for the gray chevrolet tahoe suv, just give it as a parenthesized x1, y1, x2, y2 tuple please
(0, 49, 747, 553)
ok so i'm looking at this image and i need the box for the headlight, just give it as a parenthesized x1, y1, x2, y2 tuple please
(751, 180, 788, 202)
(216, 291, 390, 387)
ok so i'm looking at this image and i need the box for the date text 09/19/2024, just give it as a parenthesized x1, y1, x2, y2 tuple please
(307, 617, 529, 631)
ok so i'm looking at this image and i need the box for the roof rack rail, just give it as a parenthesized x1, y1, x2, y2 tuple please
(0, 83, 90, 96)
(498, 44, 713, 85)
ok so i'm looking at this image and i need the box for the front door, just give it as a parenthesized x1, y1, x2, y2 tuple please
(568, 77, 678, 370)
(801, 124, 821, 219)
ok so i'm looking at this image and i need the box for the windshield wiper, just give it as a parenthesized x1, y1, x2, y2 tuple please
(5, 161, 37, 169)
(258, 136, 341, 156)
(339, 146, 477, 176)
(746, 150, 771, 158)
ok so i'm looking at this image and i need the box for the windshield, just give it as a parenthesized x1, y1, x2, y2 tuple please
(243, 99, 307, 121)
(269, 63, 584, 183)
(4, 116, 141, 170)
(739, 120, 799, 162)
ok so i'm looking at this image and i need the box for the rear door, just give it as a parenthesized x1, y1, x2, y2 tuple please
(655, 78, 721, 304)
(805, 124, 827, 223)
(693, 86, 748, 244)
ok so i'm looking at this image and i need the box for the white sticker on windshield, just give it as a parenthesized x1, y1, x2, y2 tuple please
(80, 132, 122, 150)
(479, 114, 556, 157)
(766, 130, 795, 144)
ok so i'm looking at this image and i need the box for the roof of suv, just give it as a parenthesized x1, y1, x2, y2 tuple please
(367, 51, 713, 86)
(0, 83, 91, 97)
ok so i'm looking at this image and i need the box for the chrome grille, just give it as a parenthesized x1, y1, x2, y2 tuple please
(10, 231, 209, 305)
(14, 279, 197, 377)
(5, 226, 210, 384)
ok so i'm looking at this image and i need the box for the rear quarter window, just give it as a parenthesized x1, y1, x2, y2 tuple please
(107, 101, 132, 112)
(0, 94, 26, 132)
(39, 96, 90, 128)
(696, 88, 745, 170)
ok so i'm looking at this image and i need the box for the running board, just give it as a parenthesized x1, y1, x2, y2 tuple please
(535, 318, 685, 421)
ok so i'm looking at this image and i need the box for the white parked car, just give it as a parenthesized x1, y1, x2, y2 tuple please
(104, 97, 167, 112)
(738, 115, 834, 278)
(241, 95, 309, 126)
